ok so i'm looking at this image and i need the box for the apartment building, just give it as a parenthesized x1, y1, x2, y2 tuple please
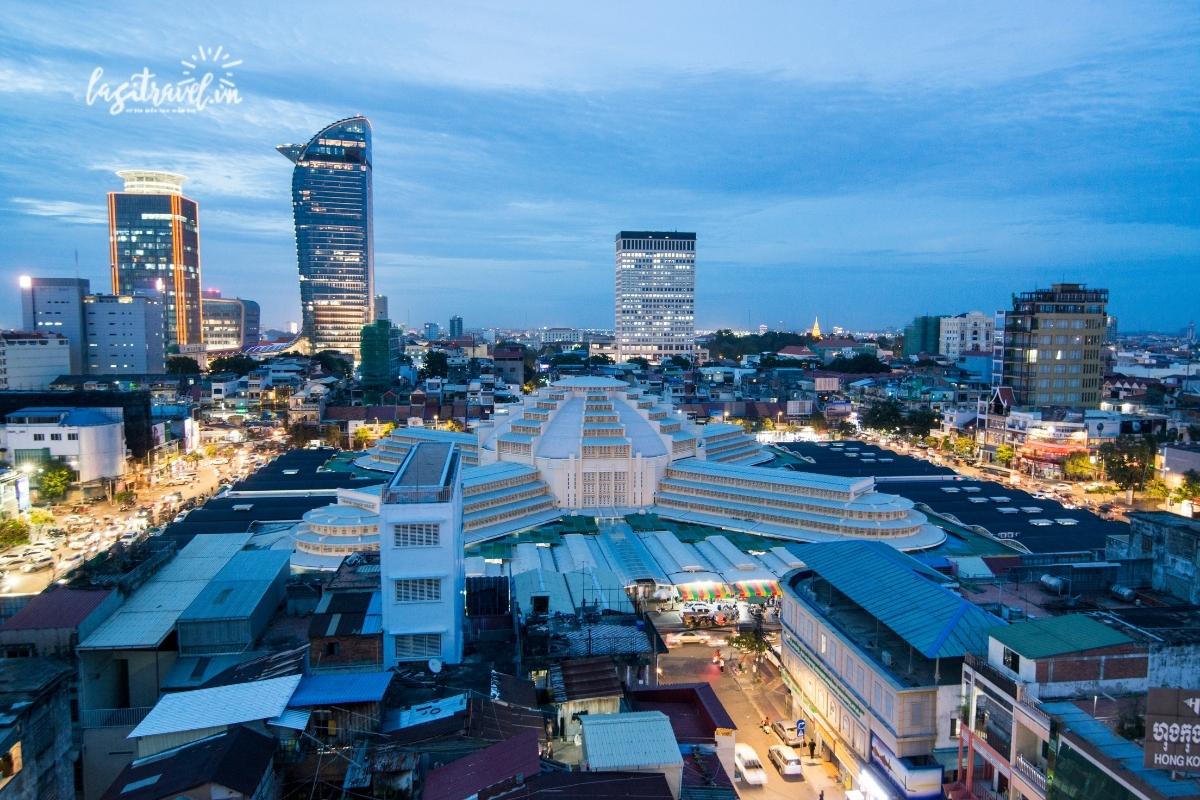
(0, 332, 71, 390)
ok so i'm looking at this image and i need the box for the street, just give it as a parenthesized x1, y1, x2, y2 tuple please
(660, 640, 846, 800)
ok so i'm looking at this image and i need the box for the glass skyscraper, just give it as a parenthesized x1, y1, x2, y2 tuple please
(278, 116, 374, 358)
(107, 171, 203, 348)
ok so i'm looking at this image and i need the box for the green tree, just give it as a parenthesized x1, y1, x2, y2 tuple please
(207, 354, 258, 376)
(1144, 479, 1169, 501)
(28, 508, 55, 534)
(322, 425, 344, 448)
(665, 355, 693, 370)
(1171, 469, 1200, 505)
(807, 410, 828, 432)
(114, 489, 137, 505)
(1099, 435, 1157, 503)
(38, 464, 74, 500)
(1062, 451, 1096, 481)
(1188, 424, 1200, 444)
(627, 357, 650, 370)
(904, 409, 941, 437)
(166, 356, 201, 375)
(352, 427, 373, 450)
(587, 354, 615, 366)
(0, 518, 31, 549)
(827, 353, 891, 373)
(310, 350, 352, 379)
(953, 435, 976, 458)
(861, 399, 904, 432)
(833, 420, 857, 438)
(995, 444, 1016, 467)
(419, 351, 449, 380)
(726, 630, 770, 657)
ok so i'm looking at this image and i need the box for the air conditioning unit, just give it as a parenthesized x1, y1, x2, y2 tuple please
(880, 650, 894, 668)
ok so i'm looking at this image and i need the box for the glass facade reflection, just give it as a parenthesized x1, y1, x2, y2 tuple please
(278, 116, 374, 358)
(107, 171, 203, 348)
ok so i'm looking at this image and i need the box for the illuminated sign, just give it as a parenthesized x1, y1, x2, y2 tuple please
(1145, 688, 1200, 773)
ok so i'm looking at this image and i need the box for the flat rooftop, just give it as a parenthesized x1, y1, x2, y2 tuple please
(780, 441, 957, 479)
(391, 442, 456, 489)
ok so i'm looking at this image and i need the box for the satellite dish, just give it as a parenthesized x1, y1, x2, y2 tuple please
(428, 658, 443, 674)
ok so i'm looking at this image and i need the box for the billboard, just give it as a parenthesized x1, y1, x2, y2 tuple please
(1145, 688, 1200, 772)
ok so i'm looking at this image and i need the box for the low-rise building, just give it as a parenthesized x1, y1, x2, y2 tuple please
(0, 658, 74, 800)
(2, 406, 126, 483)
(0, 331, 71, 390)
(580, 711, 685, 799)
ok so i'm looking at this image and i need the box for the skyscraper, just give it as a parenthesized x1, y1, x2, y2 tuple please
(19, 276, 90, 374)
(374, 294, 389, 323)
(614, 231, 696, 364)
(997, 283, 1108, 408)
(278, 116, 374, 358)
(107, 171, 203, 349)
(360, 319, 403, 392)
(448, 315, 463, 339)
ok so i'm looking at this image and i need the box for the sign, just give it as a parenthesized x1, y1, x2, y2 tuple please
(1145, 688, 1200, 772)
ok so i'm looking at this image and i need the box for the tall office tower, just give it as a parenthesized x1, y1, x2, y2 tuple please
(19, 276, 90, 374)
(448, 315, 463, 339)
(424, 323, 439, 341)
(360, 319, 403, 391)
(614, 231, 696, 364)
(938, 311, 994, 359)
(83, 294, 165, 374)
(374, 294, 389, 323)
(902, 315, 942, 357)
(998, 283, 1108, 408)
(201, 289, 261, 351)
(107, 171, 203, 349)
(278, 116, 374, 358)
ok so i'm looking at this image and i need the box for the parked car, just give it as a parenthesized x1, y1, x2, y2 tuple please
(57, 553, 85, 574)
(21, 554, 55, 573)
(1054, 483, 1073, 493)
(734, 744, 768, 786)
(681, 600, 714, 615)
(771, 720, 802, 747)
(768, 744, 805, 777)
(666, 630, 711, 647)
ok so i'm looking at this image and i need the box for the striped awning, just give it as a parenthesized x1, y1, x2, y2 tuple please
(735, 579, 780, 600)
(676, 582, 733, 601)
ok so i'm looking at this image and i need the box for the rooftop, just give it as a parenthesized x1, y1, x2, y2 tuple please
(580, 711, 684, 770)
(129, 674, 302, 738)
(100, 726, 275, 800)
(0, 587, 112, 631)
(991, 614, 1134, 659)
(422, 730, 541, 800)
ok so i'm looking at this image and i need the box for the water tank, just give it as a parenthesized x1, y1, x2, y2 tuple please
(1040, 574, 1066, 595)
(1111, 584, 1137, 602)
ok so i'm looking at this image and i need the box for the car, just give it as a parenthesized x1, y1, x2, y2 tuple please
(681, 601, 714, 615)
(771, 720, 802, 746)
(1054, 483, 1073, 493)
(21, 554, 55, 573)
(0, 553, 26, 569)
(734, 743, 768, 786)
(768, 744, 805, 777)
(667, 630, 711, 647)
(57, 553, 85, 574)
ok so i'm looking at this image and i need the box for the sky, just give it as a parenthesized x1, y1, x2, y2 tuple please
(0, 1, 1197, 333)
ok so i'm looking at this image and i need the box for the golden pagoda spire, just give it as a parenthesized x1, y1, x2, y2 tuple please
(810, 317, 822, 339)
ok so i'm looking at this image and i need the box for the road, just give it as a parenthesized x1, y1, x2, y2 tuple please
(660, 641, 846, 800)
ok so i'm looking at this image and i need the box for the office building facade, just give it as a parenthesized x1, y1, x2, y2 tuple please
(360, 319, 403, 391)
(615, 231, 695, 364)
(939, 311, 994, 359)
(0, 332, 71, 390)
(19, 277, 90, 374)
(278, 116, 374, 358)
(448, 315, 463, 339)
(903, 315, 942, 357)
(997, 283, 1108, 408)
(201, 289, 260, 351)
(374, 294, 389, 323)
(83, 294, 165, 374)
(107, 171, 203, 349)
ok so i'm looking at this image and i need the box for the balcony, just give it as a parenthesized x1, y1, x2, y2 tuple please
(1015, 753, 1048, 796)
(965, 653, 1018, 698)
(80, 706, 152, 729)
(382, 485, 453, 504)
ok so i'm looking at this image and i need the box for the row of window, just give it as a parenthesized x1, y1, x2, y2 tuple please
(31, 433, 78, 441)
(395, 577, 442, 603)
(393, 523, 440, 547)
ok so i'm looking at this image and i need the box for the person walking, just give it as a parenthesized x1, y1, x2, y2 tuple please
(808, 739, 817, 760)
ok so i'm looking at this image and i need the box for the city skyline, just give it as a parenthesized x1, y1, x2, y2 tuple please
(1, 2, 1197, 333)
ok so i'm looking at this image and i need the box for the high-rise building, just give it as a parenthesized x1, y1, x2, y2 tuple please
(360, 319, 403, 391)
(277, 116, 374, 358)
(997, 283, 1108, 408)
(19, 276, 90, 374)
(448, 315, 463, 339)
(0, 332, 71, 389)
(107, 171, 203, 349)
(614, 231, 696, 363)
(902, 315, 942, 357)
(938, 311, 994, 359)
(201, 289, 261, 351)
(83, 294, 165, 374)
(374, 294, 389, 323)
(423, 323, 440, 341)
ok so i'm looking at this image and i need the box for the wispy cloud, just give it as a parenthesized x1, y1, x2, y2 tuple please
(12, 198, 106, 225)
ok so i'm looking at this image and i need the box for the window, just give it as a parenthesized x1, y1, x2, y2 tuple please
(66, 433, 78, 441)
(394, 578, 442, 603)
(32, 434, 44, 442)
(394, 633, 442, 660)
(819, 633, 827, 654)
(1002, 647, 1020, 672)
(324, 641, 340, 657)
(393, 523, 439, 547)
(950, 716, 961, 738)
(49, 434, 62, 441)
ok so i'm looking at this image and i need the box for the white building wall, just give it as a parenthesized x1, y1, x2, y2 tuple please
(84, 295, 165, 375)
(0, 336, 71, 389)
(939, 312, 995, 359)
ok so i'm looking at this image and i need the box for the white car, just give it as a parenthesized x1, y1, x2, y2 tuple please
(21, 554, 55, 573)
(681, 601, 713, 615)
(667, 630, 711, 647)
(768, 744, 805, 777)
(735, 743, 768, 786)
(57, 553, 85, 574)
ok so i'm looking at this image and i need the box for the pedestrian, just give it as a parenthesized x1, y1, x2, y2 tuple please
(718, 657, 725, 673)
(808, 739, 816, 760)
(819, 791, 824, 800)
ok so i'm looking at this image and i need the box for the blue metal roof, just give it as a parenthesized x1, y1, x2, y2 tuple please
(288, 671, 393, 707)
(788, 540, 1002, 659)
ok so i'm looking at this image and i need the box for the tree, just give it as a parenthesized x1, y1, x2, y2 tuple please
(0, 518, 30, 549)
(833, 420, 856, 438)
(861, 400, 904, 432)
(1144, 479, 1169, 501)
(352, 427, 373, 450)
(38, 464, 74, 500)
(952, 435, 976, 458)
(419, 351, 449, 380)
(288, 423, 320, 447)
(312, 350, 353, 379)
(905, 409, 941, 437)
(207, 354, 258, 376)
(1099, 435, 1157, 503)
(322, 425, 344, 448)
(627, 357, 650, 370)
(443, 418, 466, 433)
(28, 508, 55, 531)
(1189, 424, 1200, 444)
(166, 356, 201, 375)
(114, 490, 137, 505)
(587, 354, 614, 366)
(995, 444, 1016, 467)
(1062, 452, 1096, 481)
(827, 353, 891, 373)
(665, 355, 693, 370)
(807, 410, 828, 432)
(726, 630, 770, 657)
(1171, 469, 1200, 505)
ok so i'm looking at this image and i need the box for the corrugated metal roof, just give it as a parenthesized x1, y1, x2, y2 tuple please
(288, 671, 392, 707)
(581, 711, 683, 770)
(129, 674, 302, 738)
(0, 588, 112, 631)
(991, 615, 1133, 659)
(789, 541, 1001, 659)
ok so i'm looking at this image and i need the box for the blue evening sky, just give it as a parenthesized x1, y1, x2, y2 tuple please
(0, 2, 1196, 332)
